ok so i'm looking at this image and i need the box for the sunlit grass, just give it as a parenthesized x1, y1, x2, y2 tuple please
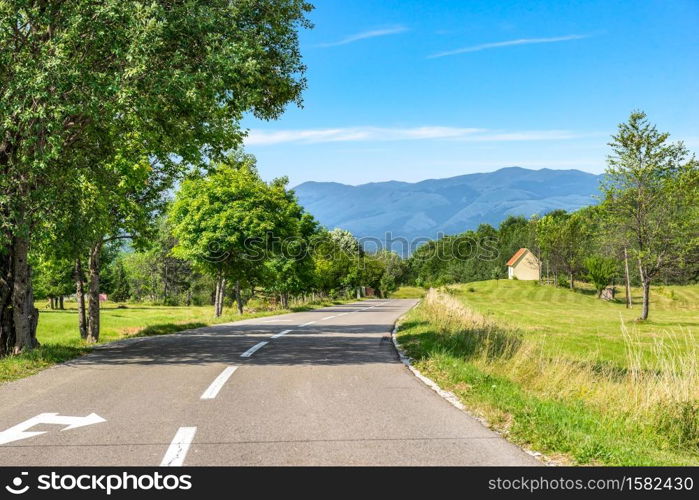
(388, 286, 427, 299)
(449, 280, 699, 368)
(396, 284, 699, 465)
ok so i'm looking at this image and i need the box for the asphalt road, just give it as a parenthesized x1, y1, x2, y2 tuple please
(0, 299, 539, 466)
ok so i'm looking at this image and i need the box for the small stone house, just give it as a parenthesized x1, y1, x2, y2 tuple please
(506, 248, 540, 280)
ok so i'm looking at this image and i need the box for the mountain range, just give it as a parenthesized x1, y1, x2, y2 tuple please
(294, 167, 602, 252)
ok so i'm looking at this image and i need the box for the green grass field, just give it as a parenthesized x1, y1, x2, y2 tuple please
(0, 298, 353, 384)
(388, 286, 427, 299)
(449, 280, 699, 368)
(397, 280, 699, 465)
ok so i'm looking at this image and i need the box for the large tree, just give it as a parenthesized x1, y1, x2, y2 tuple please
(0, 0, 312, 352)
(169, 153, 307, 316)
(602, 111, 698, 320)
(264, 212, 318, 308)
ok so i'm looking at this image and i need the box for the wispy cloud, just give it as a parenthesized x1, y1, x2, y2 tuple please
(316, 26, 408, 48)
(245, 126, 584, 146)
(428, 34, 590, 58)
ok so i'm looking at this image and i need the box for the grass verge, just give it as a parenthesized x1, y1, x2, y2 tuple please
(389, 286, 427, 299)
(396, 287, 699, 465)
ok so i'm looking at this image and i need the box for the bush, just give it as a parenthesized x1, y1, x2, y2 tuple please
(585, 256, 618, 297)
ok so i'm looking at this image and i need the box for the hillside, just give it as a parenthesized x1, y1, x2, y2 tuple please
(294, 167, 601, 249)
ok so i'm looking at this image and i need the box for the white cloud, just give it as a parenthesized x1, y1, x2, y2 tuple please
(315, 26, 408, 48)
(428, 34, 590, 58)
(245, 126, 585, 146)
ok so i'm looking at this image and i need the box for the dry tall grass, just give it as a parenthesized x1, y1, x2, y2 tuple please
(420, 287, 699, 449)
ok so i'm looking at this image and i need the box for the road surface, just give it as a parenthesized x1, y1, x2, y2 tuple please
(0, 299, 539, 466)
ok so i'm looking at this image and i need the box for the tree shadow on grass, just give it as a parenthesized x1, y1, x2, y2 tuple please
(0, 344, 93, 384)
(24, 343, 92, 363)
(397, 319, 523, 362)
(132, 322, 208, 338)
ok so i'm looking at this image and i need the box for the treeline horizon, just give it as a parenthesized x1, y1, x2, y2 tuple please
(29, 112, 699, 345)
(405, 112, 698, 321)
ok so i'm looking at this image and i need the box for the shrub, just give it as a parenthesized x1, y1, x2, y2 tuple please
(585, 256, 618, 298)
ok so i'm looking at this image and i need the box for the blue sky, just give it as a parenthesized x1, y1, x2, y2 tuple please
(242, 0, 699, 186)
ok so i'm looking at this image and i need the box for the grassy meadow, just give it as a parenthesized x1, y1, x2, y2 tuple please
(450, 280, 698, 368)
(396, 280, 699, 465)
(388, 286, 427, 299)
(0, 297, 353, 384)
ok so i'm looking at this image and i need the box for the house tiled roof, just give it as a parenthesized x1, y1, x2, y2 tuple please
(506, 248, 528, 267)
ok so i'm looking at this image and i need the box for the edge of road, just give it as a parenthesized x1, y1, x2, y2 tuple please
(389, 300, 553, 466)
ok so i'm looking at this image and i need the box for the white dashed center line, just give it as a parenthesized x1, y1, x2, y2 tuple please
(298, 321, 316, 327)
(321, 316, 336, 320)
(240, 341, 269, 358)
(272, 329, 292, 339)
(200, 366, 238, 400)
(161, 427, 197, 466)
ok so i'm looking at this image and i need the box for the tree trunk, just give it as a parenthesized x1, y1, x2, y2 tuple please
(235, 280, 243, 314)
(0, 248, 15, 356)
(163, 262, 168, 304)
(569, 271, 574, 290)
(59, 296, 64, 310)
(11, 234, 39, 352)
(637, 259, 650, 321)
(213, 279, 219, 316)
(640, 280, 650, 321)
(623, 247, 632, 308)
(214, 272, 225, 317)
(219, 278, 226, 316)
(75, 258, 87, 339)
(86, 241, 102, 343)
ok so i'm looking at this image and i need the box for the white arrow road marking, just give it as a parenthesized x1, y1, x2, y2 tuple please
(200, 366, 238, 400)
(161, 427, 196, 466)
(271, 329, 292, 339)
(240, 341, 269, 358)
(0, 413, 106, 446)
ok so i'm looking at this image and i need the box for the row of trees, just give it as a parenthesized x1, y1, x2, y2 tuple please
(31, 152, 404, 317)
(1, 0, 314, 353)
(405, 112, 698, 320)
(168, 152, 402, 315)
